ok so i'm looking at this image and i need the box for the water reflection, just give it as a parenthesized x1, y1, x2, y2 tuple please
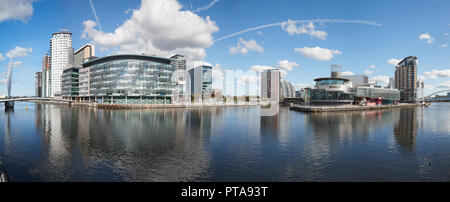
(0, 103, 449, 181)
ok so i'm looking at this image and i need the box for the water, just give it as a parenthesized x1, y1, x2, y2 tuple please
(0, 102, 449, 181)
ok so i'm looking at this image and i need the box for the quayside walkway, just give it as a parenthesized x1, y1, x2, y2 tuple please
(290, 103, 430, 113)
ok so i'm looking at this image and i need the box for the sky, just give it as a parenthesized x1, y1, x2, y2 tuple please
(0, 0, 450, 96)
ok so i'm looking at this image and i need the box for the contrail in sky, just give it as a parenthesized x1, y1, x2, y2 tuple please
(89, 0, 103, 31)
(214, 19, 382, 42)
(194, 0, 220, 13)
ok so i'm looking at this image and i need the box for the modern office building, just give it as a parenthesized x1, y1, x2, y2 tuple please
(78, 67, 90, 97)
(50, 30, 74, 97)
(261, 69, 280, 102)
(187, 65, 213, 99)
(170, 54, 187, 102)
(80, 54, 176, 104)
(61, 66, 80, 98)
(74, 44, 95, 66)
(340, 75, 369, 88)
(395, 56, 418, 102)
(388, 77, 395, 89)
(280, 80, 295, 99)
(306, 65, 400, 105)
(41, 55, 50, 97)
(35, 72, 42, 97)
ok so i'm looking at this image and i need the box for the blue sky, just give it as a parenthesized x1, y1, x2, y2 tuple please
(0, 0, 449, 96)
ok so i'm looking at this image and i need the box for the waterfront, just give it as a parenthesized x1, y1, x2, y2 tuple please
(0, 102, 449, 181)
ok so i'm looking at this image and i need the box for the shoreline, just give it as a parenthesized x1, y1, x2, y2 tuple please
(289, 103, 430, 113)
(29, 100, 261, 109)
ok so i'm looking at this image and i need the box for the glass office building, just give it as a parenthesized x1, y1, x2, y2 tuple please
(82, 54, 176, 104)
(61, 66, 80, 97)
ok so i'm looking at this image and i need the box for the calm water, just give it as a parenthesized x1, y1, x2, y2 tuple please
(0, 102, 449, 181)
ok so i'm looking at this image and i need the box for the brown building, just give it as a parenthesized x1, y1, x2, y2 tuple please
(395, 56, 418, 102)
(74, 44, 95, 66)
(41, 55, 50, 97)
(35, 72, 42, 97)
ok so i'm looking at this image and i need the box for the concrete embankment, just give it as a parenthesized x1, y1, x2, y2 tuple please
(30, 100, 260, 109)
(290, 103, 429, 113)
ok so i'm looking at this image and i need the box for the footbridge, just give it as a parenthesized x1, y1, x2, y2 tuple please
(0, 97, 73, 108)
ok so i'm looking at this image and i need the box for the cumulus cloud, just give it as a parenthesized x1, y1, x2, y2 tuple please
(256, 30, 263, 35)
(419, 33, 434, 43)
(424, 69, 450, 79)
(277, 60, 299, 71)
(281, 20, 327, 40)
(364, 70, 373, 75)
(0, 53, 4, 61)
(342, 71, 354, 76)
(387, 58, 401, 66)
(0, 0, 36, 23)
(369, 65, 376, 69)
(229, 38, 264, 55)
(237, 75, 258, 85)
(294, 46, 342, 61)
(82, 0, 219, 61)
(369, 76, 390, 85)
(441, 43, 448, 48)
(6, 46, 32, 59)
(212, 63, 224, 81)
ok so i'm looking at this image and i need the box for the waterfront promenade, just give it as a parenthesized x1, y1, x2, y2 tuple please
(289, 103, 430, 113)
(30, 100, 261, 109)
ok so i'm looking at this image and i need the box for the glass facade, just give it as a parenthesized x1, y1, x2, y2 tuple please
(355, 87, 400, 101)
(309, 89, 353, 101)
(61, 67, 79, 97)
(82, 55, 176, 104)
(316, 79, 345, 86)
(202, 66, 212, 94)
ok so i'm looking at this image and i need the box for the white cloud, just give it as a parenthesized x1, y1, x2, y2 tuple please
(0, 0, 36, 23)
(237, 75, 258, 85)
(12, 61, 22, 67)
(437, 81, 450, 89)
(277, 60, 299, 71)
(419, 33, 434, 43)
(364, 70, 373, 75)
(250, 65, 274, 73)
(0, 53, 4, 61)
(369, 65, 376, 69)
(424, 69, 450, 79)
(441, 43, 448, 48)
(369, 76, 390, 85)
(294, 46, 342, 61)
(212, 63, 224, 81)
(444, 32, 449, 36)
(296, 83, 311, 89)
(387, 58, 401, 66)
(193, 0, 219, 13)
(281, 20, 327, 40)
(342, 71, 354, 76)
(188, 60, 212, 69)
(82, 0, 219, 61)
(229, 38, 264, 55)
(256, 30, 263, 35)
(249, 65, 287, 77)
(6, 46, 32, 58)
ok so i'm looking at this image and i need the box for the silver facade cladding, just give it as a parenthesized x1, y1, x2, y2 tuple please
(81, 55, 176, 104)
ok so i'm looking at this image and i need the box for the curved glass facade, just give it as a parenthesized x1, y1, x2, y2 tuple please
(83, 55, 176, 104)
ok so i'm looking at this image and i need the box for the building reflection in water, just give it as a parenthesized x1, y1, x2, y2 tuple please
(393, 107, 418, 154)
(32, 104, 214, 181)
